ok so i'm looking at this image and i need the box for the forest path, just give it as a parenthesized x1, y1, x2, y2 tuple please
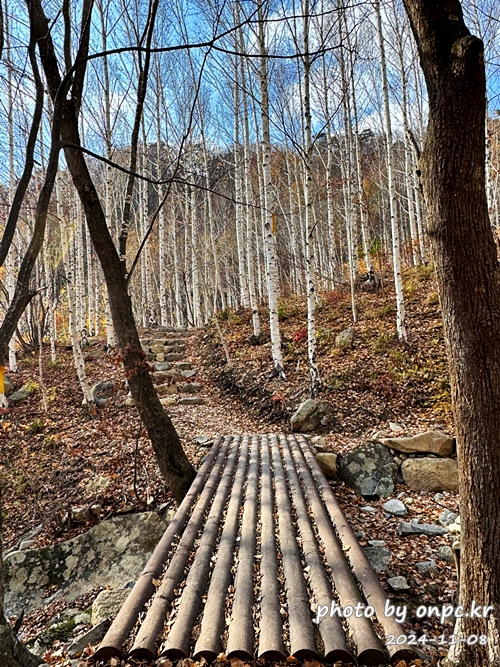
(95, 433, 417, 666)
(139, 327, 206, 407)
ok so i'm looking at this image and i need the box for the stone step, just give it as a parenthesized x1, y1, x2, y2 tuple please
(164, 353, 185, 362)
(156, 384, 178, 396)
(153, 370, 180, 381)
(179, 382, 202, 394)
(180, 369, 196, 379)
(175, 362, 193, 371)
(168, 345, 186, 354)
(178, 396, 205, 406)
(155, 362, 173, 372)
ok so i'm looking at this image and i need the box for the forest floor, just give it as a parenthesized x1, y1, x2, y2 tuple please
(1, 264, 458, 667)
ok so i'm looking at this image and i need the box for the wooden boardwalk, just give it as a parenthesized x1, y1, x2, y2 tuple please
(95, 434, 417, 665)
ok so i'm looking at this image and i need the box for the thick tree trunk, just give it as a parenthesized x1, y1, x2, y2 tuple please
(403, 2, 500, 664)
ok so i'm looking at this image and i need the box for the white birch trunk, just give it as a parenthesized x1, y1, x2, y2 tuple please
(57, 175, 94, 405)
(233, 62, 249, 309)
(375, 0, 407, 341)
(301, 0, 320, 394)
(258, 8, 285, 378)
(100, 3, 116, 347)
(239, 29, 261, 337)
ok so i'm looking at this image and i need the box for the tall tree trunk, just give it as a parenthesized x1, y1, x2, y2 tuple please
(57, 175, 94, 406)
(375, 0, 407, 342)
(301, 0, 320, 395)
(258, 7, 285, 378)
(403, 2, 500, 664)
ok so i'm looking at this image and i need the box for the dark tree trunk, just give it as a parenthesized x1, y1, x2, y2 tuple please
(403, 2, 500, 664)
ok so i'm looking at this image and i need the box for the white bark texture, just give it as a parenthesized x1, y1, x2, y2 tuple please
(375, 0, 407, 341)
(258, 9, 285, 378)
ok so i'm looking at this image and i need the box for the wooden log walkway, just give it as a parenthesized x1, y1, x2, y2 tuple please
(94, 434, 418, 665)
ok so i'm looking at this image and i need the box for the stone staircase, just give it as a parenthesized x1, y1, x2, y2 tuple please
(129, 328, 205, 408)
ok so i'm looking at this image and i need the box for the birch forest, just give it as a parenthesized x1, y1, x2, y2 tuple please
(0, 0, 499, 402)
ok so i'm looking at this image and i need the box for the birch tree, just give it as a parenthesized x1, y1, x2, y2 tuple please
(257, 4, 285, 379)
(301, 0, 320, 394)
(375, 0, 407, 341)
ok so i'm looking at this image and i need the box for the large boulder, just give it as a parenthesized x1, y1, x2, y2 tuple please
(290, 399, 334, 432)
(338, 442, 397, 498)
(377, 431, 454, 457)
(401, 458, 459, 492)
(335, 327, 354, 349)
(4, 512, 169, 618)
(9, 382, 37, 404)
(90, 380, 119, 407)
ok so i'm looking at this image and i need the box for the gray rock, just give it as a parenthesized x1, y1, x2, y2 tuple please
(398, 521, 448, 537)
(179, 382, 202, 393)
(71, 506, 92, 524)
(4, 374, 14, 397)
(388, 576, 410, 592)
(401, 458, 459, 492)
(378, 431, 454, 457)
(363, 546, 392, 572)
(416, 560, 439, 575)
(389, 422, 403, 431)
(335, 327, 354, 349)
(90, 380, 118, 407)
(196, 435, 214, 447)
(85, 475, 110, 495)
(19, 540, 36, 551)
(368, 540, 386, 547)
(437, 546, 455, 563)
(338, 442, 398, 498)
(179, 397, 205, 405)
(434, 493, 445, 501)
(4, 512, 169, 617)
(67, 620, 110, 658)
(382, 499, 407, 516)
(290, 399, 334, 433)
(180, 369, 197, 378)
(91, 589, 130, 626)
(439, 509, 458, 526)
(9, 383, 37, 404)
(155, 361, 173, 371)
(311, 436, 328, 452)
(360, 506, 377, 514)
(315, 452, 337, 477)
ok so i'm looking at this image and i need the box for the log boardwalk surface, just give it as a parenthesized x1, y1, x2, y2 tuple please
(94, 434, 417, 665)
